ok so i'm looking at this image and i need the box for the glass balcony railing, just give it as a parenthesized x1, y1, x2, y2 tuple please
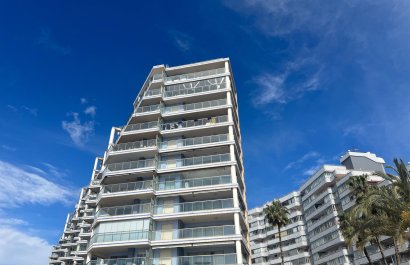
(159, 134, 229, 150)
(164, 68, 226, 83)
(152, 73, 163, 81)
(109, 139, 156, 152)
(152, 254, 237, 265)
(101, 180, 153, 194)
(89, 257, 148, 265)
(157, 175, 231, 191)
(152, 225, 235, 240)
(161, 115, 228, 131)
(134, 104, 161, 114)
(124, 121, 159, 132)
(153, 198, 234, 214)
(90, 230, 150, 245)
(96, 203, 151, 218)
(158, 154, 230, 170)
(105, 159, 155, 172)
(162, 99, 227, 114)
(164, 80, 227, 98)
(144, 88, 161, 97)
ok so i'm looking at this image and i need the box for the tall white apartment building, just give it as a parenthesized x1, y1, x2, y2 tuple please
(49, 58, 250, 265)
(249, 151, 410, 265)
(249, 192, 311, 265)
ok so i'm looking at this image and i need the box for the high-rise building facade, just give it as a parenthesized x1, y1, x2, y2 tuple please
(249, 151, 410, 265)
(49, 58, 250, 265)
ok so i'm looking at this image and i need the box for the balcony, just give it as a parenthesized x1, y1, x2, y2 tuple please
(89, 230, 150, 245)
(159, 134, 230, 152)
(157, 175, 231, 191)
(163, 77, 227, 99)
(153, 198, 234, 215)
(158, 154, 231, 171)
(124, 121, 159, 133)
(95, 203, 151, 219)
(143, 88, 162, 98)
(100, 180, 153, 197)
(134, 104, 161, 115)
(152, 225, 235, 241)
(164, 68, 226, 83)
(161, 115, 228, 132)
(104, 159, 155, 175)
(108, 139, 157, 153)
(152, 253, 237, 265)
(89, 257, 147, 265)
(162, 99, 228, 116)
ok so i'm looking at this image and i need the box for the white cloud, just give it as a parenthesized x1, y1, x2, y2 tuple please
(284, 151, 320, 171)
(41, 162, 68, 179)
(252, 68, 320, 106)
(62, 112, 95, 146)
(84, 106, 97, 117)
(6, 105, 38, 116)
(1, 145, 16, 152)
(7, 105, 18, 112)
(22, 105, 38, 116)
(0, 160, 74, 208)
(0, 227, 52, 265)
(80, 98, 88, 104)
(0, 218, 27, 226)
(37, 27, 71, 56)
(168, 30, 193, 52)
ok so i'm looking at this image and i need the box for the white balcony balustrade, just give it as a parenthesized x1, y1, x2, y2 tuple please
(161, 115, 228, 131)
(159, 134, 229, 151)
(154, 198, 234, 215)
(164, 77, 227, 98)
(152, 225, 235, 241)
(95, 203, 152, 219)
(162, 99, 227, 114)
(164, 68, 225, 83)
(158, 154, 230, 170)
(124, 121, 159, 132)
(109, 139, 157, 153)
(105, 159, 155, 172)
(101, 180, 153, 194)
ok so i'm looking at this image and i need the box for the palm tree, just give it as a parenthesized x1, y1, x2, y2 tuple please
(373, 158, 410, 265)
(264, 200, 290, 265)
(347, 175, 388, 265)
(339, 211, 374, 265)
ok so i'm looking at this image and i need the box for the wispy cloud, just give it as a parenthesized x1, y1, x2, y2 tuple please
(168, 30, 193, 52)
(252, 63, 321, 106)
(0, 218, 27, 226)
(80, 98, 88, 104)
(284, 151, 320, 171)
(62, 112, 95, 146)
(84, 106, 97, 117)
(37, 27, 71, 56)
(41, 162, 69, 179)
(0, 160, 74, 208)
(1, 145, 16, 152)
(6, 105, 38, 116)
(21, 106, 38, 116)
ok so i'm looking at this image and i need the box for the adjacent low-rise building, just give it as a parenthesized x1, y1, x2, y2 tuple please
(250, 151, 409, 265)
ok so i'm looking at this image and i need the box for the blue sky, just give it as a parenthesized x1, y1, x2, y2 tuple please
(1, 1, 410, 264)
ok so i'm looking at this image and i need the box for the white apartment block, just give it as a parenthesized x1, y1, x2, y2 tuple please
(49, 58, 250, 265)
(250, 151, 410, 265)
(249, 192, 311, 265)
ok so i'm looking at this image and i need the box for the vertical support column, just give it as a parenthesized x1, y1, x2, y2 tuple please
(236, 240, 243, 265)
(86, 252, 92, 263)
